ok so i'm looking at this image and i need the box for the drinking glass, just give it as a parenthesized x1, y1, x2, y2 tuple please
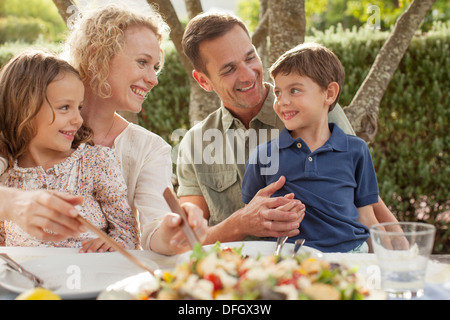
(370, 222, 436, 299)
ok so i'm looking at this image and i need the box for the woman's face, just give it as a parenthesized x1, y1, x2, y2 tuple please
(107, 25, 161, 113)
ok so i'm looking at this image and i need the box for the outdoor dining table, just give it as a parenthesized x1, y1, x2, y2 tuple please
(0, 244, 449, 300)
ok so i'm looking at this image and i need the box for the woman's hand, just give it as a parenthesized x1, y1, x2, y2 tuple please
(0, 187, 86, 242)
(150, 202, 207, 255)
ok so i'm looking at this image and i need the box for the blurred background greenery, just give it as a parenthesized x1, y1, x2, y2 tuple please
(0, 0, 67, 42)
(0, 0, 448, 252)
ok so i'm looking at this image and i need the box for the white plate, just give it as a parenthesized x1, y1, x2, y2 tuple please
(0, 252, 158, 299)
(97, 272, 158, 300)
(176, 240, 322, 264)
(211, 240, 321, 257)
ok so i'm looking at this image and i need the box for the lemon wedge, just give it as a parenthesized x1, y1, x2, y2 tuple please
(15, 287, 61, 300)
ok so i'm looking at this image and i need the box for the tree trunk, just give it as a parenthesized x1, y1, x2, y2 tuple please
(253, 0, 269, 80)
(268, 0, 306, 65)
(148, 0, 192, 74)
(344, 0, 437, 142)
(188, 80, 221, 125)
(51, 0, 76, 24)
(148, 0, 220, 124)
(185, 0, 203, 19)
(252, 0, 269, 50)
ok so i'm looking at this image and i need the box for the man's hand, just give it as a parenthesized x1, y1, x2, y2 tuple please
(237, 176, 305, 238)
(179, 176, 305, 245)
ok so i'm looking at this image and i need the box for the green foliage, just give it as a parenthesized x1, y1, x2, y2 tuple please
(0, 39, 62, 65)
(0, 0, 67, 42)
(0, 16, 51, 43)
(236, 0, 260, 32)
(344, 0, 412, 29)
(238, 0, 449, 32)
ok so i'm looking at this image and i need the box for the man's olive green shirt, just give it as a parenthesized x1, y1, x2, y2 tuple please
(176, 83, 355, 226)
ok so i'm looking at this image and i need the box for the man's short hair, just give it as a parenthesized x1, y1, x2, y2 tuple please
(182, 12, 250, 75)
(269, 42, 345, 111)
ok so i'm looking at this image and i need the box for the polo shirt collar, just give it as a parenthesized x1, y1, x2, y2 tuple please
(278, 123, 348, 152)
(221, 83, 278, 131)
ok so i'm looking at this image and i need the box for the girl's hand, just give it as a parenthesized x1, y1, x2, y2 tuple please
(79, 238, 114, 253)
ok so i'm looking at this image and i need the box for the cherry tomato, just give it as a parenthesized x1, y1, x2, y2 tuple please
(204, 274, 223, 291)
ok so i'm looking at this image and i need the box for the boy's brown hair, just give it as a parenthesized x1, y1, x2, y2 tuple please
(0, 50, 93, 168)
(269, 42, 345, 111)
(182, 12, 250, 75)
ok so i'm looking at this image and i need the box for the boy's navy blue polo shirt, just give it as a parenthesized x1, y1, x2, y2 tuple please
(242, 123, 379, 252)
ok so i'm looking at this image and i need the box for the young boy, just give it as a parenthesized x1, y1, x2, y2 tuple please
(241, 43, 379, 253)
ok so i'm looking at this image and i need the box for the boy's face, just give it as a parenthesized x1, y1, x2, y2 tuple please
(273, 73, 334, 139)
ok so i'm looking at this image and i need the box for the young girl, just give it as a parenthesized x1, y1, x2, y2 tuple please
(0, 50, 139, 252)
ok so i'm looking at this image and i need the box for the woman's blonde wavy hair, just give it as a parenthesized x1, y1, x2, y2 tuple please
(65, 4, 169, 98)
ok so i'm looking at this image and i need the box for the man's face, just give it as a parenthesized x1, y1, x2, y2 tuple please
(193, 25, 265, 114)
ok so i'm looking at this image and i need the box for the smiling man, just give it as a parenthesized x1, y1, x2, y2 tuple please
(176, 12, 394, 245)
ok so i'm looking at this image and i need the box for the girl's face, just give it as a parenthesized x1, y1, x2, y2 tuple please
(106, 25, 161, 112)
(26, 72, 84, 166)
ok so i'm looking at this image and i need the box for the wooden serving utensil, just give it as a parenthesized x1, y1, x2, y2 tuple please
(163, 187, 200, 249)
(74, 209, 154, 275)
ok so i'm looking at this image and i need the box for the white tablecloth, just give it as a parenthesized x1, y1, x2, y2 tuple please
(324, 252, 450, 299)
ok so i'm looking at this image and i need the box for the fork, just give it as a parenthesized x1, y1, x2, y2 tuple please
(275, 236, 288, 256)
(0, 253, 45, 288)
(292, 238, 306, 257)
